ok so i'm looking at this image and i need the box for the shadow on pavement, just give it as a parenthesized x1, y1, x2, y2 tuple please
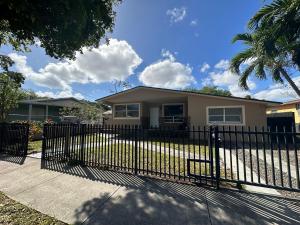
(0, 154, 26, 165)
(41, 160, 300, 225)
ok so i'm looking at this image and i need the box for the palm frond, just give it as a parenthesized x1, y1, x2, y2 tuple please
(272, 67, 284, 83)
(249, 0, 291, 29)
(232, 33, 253, 44)
(239, 64, 256, 90)
(230, 49, 254, 74)
(255, 62, 266, 80)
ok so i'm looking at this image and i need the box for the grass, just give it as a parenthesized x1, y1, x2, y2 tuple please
(62, 143, 212, 179)
(28, 140, 42, 154)
(0, 192, 67, 225)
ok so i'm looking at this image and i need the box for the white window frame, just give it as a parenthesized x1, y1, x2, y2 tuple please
(162, 103, 185, 123)
(113, 103, 140, 119)
(206, 105, 245, 126)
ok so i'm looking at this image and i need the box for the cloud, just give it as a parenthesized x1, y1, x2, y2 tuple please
(200, 63, 210, 73)
(139, 50, 196, 89)
(203, 59, 256, 97)
(9, 39, 142, 94)
(166, 7, 187, 23)
(36, 90, 84, 99)
(214, 59, 230, 69)
(253, 77, 300, 101)
(190, 19, 198, 26)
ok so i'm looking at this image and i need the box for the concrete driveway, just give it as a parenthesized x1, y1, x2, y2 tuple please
(0, 155, 299, 225)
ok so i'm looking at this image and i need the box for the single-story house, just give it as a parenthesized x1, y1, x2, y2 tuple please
(8, 97, 83, 123)
(97, 86, 280, 128)
(267, 99, 300, 132)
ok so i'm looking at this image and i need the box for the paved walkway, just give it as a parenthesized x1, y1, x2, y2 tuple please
(0, 155, 299, 225)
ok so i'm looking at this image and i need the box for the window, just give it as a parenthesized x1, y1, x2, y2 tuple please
(114, 104, 140, 118)
(207, 106, 243, 124)
(163, 104, 184, 123)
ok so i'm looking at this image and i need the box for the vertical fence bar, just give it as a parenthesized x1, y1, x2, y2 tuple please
(134, 126, 138, 174)
(283, 126, 292, 188)
(80, 124, 86, 166)
(276, 126, 284, 187)
(262, 127, 268, 185)
(292, 126, 300, 189)
(255, 126, 260, 184)
(214, 127, 220, 189)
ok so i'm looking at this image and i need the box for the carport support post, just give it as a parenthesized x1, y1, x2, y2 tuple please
(214, 127, 220, 189)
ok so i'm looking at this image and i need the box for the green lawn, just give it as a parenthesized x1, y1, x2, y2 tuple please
(28, 140, 42, 154)
(64, 143, 212, 178)
(0, 192, 67, 225)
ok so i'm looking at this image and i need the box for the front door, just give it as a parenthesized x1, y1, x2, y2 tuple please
(150, 107, 159, 128)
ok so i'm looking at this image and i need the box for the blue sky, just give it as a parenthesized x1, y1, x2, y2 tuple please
(2, 0, 299, 102)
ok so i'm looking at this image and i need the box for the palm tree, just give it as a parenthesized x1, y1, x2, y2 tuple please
(230, 30, 300, 97)
(248, 0, 300, 69)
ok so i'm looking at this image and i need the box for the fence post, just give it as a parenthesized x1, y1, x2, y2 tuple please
(24, 124, 30, 156)
(134, 126, 138, 175)
(64, 124, 71, 159)
(41, 124, 47, 160)
(214, 126, 220, 189)
(80, 124, 86, 166)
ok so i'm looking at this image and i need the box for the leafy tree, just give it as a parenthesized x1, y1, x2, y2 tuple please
(0, 0, 121, 59)
(230, 0, 300, 97)
(19, 89, 40, 100)
(185, 86, 232, 97)
(110, 80, 132, 93)
(0, 74, 23, 121)
(59, 102, 103, 123)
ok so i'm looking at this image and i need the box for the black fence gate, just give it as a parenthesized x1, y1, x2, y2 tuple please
(0, 123, 29, 156)
(41, 124, 300, 192)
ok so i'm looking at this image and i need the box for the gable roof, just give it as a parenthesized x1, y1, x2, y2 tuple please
(96, 86, 281, 106)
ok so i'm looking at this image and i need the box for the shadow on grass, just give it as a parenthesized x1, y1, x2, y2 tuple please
(41, 159, 300, 225)
(0, 153, 26, 165)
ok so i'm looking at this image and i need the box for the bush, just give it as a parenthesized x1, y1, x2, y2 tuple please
(12, 120, 54, 141)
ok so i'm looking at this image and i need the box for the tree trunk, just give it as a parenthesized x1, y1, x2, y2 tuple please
(279, 68, 300, 97)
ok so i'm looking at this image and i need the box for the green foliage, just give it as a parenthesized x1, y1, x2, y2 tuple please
(0, 0, 121, 60)
(185, 86, 232, 97)
(0, 73, 23, 121)
(60, 102, 103, 122)
(230, 0, 300, 97)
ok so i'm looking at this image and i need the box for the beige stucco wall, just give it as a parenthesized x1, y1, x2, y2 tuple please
(187, 95, 268, 128)
(101, 88, 270, 128)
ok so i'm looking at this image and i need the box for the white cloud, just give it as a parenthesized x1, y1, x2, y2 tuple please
(200, 63, 210, 73)
(190, 19, 198, 26)
(36, 90, 84, 99)
(9, 39, 142, 95)
(139, 50, 196, 89)
(203, 59, 256, 97)
(214, 59, 230, 69)
(166, 7, 187, 23)
(161, 49, 176, 61)
(253, 77, 300, 101)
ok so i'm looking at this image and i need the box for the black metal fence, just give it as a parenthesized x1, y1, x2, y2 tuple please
(42, 124, 300, 192)
(0, 123, 29, 156)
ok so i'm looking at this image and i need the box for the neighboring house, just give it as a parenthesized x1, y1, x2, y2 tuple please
(97, 86, 280, 128)
(267, 99, 300, 132)
(8, 97, 83, 123)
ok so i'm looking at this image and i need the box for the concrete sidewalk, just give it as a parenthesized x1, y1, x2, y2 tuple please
(0, 156, 299, 225)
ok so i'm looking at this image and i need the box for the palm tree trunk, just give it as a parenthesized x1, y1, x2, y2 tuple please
(279, 68, 300, 97)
